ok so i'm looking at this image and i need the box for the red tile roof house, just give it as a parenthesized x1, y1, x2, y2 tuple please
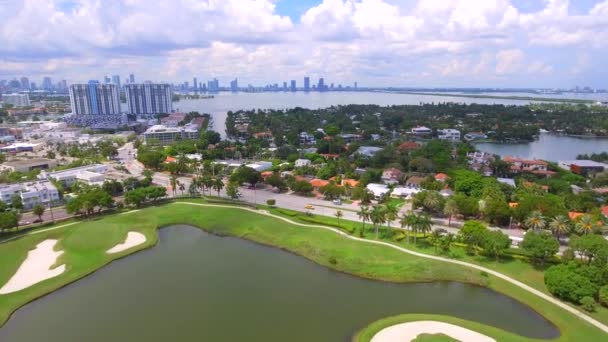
(398, 141, 421, 152)
(405, 176, 425, 189)
(253, 132, 274, 142)
(503, 156, 555, 175)
(381, 168, 403, 185)
(309, 179, 330, 190)
(434, 173, 449, 182)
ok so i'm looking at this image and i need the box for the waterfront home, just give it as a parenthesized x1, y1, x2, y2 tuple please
(504, 156, 554, 175)
(467, 151, 494, 165)
(464, 132, 488, 141)
(558, 160, 608, 176)
(381, 168, 403, 185)
(437, 129, 461, 141)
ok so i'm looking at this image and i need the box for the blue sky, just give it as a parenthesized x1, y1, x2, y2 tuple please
(1, 0, 607, 88)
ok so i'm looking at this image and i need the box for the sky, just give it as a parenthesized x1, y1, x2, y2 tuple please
(1, 0, 607, 88)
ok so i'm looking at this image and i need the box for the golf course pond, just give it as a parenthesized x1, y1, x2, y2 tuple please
(0, 225, 559, 341)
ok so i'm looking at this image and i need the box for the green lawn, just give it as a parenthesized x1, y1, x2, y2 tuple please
(0, 201, 606, 341)
(268, 206, 608, 326)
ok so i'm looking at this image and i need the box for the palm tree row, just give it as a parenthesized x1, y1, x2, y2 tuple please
(356, 204, 433, 243)
(525, 210, 603, 236)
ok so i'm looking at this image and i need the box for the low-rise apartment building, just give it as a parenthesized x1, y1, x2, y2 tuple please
(38, 164, 108, 187)
(143, 124, 199, 145)
(0, 180, 60, 209)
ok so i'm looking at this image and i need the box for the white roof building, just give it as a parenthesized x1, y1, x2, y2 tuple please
(392, 186, 420, 198)
(295, 159, 311, 167)
(39, 164, 108, 186)
(245, 161, 273, 172)
(366, 183, 390, 199)
(0, 180, 59, 209)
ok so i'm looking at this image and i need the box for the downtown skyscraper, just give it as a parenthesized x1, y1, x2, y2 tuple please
(124, 83, 172, 115)
(304, 77, 310, 92)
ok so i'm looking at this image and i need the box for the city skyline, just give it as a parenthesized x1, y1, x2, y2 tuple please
(1, 1, 607, 88)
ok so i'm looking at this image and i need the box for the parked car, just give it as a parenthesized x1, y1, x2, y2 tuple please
(305, 204, 314, 210)
(332, 199, 342, 205)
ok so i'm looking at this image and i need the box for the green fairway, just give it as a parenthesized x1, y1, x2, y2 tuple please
(0, 201, 606, 341)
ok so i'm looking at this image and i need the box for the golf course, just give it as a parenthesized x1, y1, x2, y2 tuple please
(0, 200, 606, 341)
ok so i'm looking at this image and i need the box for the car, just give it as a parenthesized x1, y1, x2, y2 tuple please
(305, 204, 314, 209)
(332, 199, 341, 205)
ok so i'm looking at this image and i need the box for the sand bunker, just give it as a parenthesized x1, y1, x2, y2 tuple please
(107, 232, 146, 254)
(0, 239, 66, 295)
(371, 321, 496, 342)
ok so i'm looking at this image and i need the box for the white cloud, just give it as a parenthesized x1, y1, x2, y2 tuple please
(0, 0, 606, 87)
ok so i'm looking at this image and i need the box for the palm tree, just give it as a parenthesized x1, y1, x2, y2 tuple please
(576, 214, 598, 234)
(169, 175, 178, 197)
(429, 230, 442, 252)
(213, 177, 224, 197)
(370, 205, 387, 239)
(416, 214, 433, 238)
(357, 206, 371, 234)
(525, 211, 546, 231)
(549, 215, 570, 239)
(335, 210, 343, 227)
(384, 203, 399, 236)
(400, 211, 416, 244)
(443, 199, 458, 227)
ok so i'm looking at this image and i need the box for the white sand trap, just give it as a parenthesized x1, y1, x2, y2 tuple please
(107, 232, 146, 254)
(371, 321, 496, 342)
(0, 240, 65, 295)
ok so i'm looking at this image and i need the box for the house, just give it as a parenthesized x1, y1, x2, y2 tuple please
(294, 159, 311, 168)
(309, 179, 330, 190)
(504, 156, 554, 175)
(558, 160, 608, 176)
(437, 129, 461, 141)
(338, 133, 362, 143)
(366, 183, 390, 199)
(392, 186, 420, 199)
(434, 173, 449, 182)
(299, 132, 315, 145)
(253, 132, 274, 142)
(398, 141, 421, 152)
(411, 126, 432, 135)
(464, 132, 488, 141)
(405, 176, 425, 189)
(381, 168, 403, 185)
(467, 151, 494, 165)
(160, 112, 187, 127)
(245, 161, 273, 172)
(354, 146, 382, 158)
(328, 177, 359, 187)
(497, 178, 516, 187)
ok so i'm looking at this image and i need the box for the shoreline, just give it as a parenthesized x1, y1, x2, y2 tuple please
(0, 201, 606, 341)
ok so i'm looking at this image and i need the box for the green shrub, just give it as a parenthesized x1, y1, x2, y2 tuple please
(266, 199, 276, 206)
(329, 256, 338, 265)
(599, 285, 608, 308)
(544, 263, 598, 304)
(581, 296, 596, 312)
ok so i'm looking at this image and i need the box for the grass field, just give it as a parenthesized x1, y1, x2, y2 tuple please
(0, 200, 606, 341)
(268, 206, 608, 325)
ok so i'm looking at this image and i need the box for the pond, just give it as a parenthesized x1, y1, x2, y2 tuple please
(0, 225, 559, 342)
